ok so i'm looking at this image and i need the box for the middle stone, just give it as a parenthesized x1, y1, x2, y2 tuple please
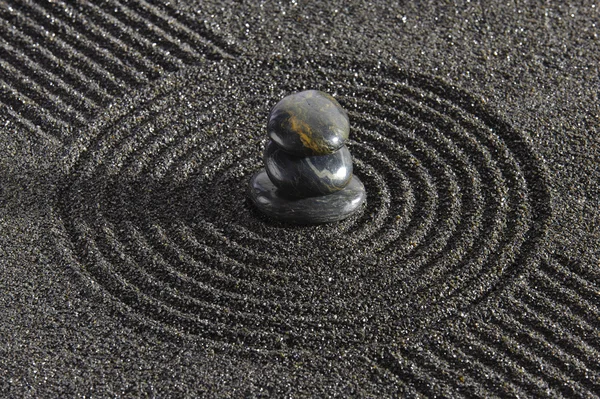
(264, 140, 353, 198)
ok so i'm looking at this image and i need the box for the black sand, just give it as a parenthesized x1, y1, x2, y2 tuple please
(1, 1, 598, 397)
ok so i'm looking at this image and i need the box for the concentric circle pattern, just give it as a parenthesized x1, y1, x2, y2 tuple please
(56, 58, 551, 352)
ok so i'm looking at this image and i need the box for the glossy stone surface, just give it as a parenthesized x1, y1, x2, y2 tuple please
(248, 170, 366, 224)
(264, 140, 353, 197)
(267, 90, 349, 156)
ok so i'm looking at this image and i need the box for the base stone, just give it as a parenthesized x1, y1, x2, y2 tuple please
(248, 170, 366, 224)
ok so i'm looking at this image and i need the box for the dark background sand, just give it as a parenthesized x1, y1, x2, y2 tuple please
(0, 0, 598, 396)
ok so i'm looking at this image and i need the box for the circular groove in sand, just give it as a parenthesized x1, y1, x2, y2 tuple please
(57, 59, 551, 351)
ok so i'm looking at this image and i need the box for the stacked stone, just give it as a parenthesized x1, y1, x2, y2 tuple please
(265, 90, 353, 198)
(249, 90, 366, 224)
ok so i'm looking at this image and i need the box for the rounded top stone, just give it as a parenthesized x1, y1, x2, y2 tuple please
(267, 90, 349, 156)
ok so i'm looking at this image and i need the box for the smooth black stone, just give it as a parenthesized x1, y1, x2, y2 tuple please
(267, 90, 349, 156)
(248, 170, 366, 224)
(264, 140, 353, 197)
